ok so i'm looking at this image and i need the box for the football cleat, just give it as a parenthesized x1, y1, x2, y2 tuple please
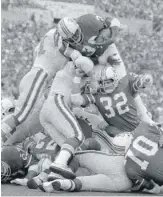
(49, 162, 76, 179)
(40, 179, 75, 193)
(27, 171, 48, 189)
(39, 181, 56, 193)
(51, 179, 75, 191)
(47, 172, 64, 182)
(27, 177, 42, 189)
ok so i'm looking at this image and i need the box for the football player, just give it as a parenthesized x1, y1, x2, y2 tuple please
(1, 13, 125, 144)
(125, 121, 163, 193)
(70, 65, 154, 137)
(2, 134, 60, 186)
(58, 14, 126, 78)
(39, 123, 163, 194)
(39, 58, 95, 180)
(1, 144, 33, 184)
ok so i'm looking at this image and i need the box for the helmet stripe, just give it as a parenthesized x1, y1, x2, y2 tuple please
(60, 19, 74, 38)
(60, 20, 71, 37)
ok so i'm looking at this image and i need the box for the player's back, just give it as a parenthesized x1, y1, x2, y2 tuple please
(48, 61, 75, 100)
(94, 75, 140, 132)
(128, 122, 161, 162)
(33, 28, 67, 79)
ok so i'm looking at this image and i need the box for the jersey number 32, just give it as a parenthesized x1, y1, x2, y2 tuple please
(100, 92, 129, 118)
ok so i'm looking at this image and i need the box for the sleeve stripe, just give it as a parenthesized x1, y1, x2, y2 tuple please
(82, 94, 95, 106)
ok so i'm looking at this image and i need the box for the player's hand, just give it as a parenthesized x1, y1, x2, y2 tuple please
(137, 74, 153, 89)
(64, 45, 74, 58)
(11, 178, 28, 186)
(70, 94, 84, 107)
(74, 56, 94, 75)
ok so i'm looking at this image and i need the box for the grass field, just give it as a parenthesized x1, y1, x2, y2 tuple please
(2, 184, 163, 196)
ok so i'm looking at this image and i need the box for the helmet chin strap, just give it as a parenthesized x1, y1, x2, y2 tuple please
(67, 29, 84, 46)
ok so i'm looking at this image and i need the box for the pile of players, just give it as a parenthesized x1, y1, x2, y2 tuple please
(1, 13, 163, 194)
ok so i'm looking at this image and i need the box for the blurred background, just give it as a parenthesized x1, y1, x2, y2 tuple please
(1, 0, 163, 122)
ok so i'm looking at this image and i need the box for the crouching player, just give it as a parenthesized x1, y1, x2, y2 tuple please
(125, 121, 163, 194)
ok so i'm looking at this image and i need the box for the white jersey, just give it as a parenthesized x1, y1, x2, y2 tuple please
(33, 28, 67, 80)
(48, 62, 76, 100)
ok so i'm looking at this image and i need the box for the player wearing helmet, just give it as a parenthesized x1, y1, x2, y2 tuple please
(1, 144, 32, 184)
(1, 17, 95, 144)
(9, 134, 60, 187)
(58, 14, 126, 78)
(39, 55, 95, 180)
(70, 65, 154, 137)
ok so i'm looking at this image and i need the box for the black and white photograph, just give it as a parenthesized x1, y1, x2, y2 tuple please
(1, 0, 163, 196)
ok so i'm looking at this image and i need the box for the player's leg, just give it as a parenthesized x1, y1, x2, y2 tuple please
(1, 29, 68, 143)
(1, 66, 48, 142)
(4, 95, 45, 145)
(41, 151, 132, 192)
(76, 151, 132, 191)
(27, 158, 52, 189)
(92, 129, 125, 154)
(40, 94, 84, 179)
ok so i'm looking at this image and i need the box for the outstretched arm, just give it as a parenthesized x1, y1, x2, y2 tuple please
(134, 95, 154, 124)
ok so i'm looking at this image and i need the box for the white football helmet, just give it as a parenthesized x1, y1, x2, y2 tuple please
(1, 98, 15, 119)
(99, 66, 119, 94)
(57, 17, 83, 45)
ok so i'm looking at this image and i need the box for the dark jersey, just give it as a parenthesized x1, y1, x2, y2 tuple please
(83, 73, 140, 132)
(1, 144, 32, 182)
(60, 14, 115, 64)
(23, 135, 60, 162)
(125, 122, 163, 186)
(126, 122, 162, 164)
